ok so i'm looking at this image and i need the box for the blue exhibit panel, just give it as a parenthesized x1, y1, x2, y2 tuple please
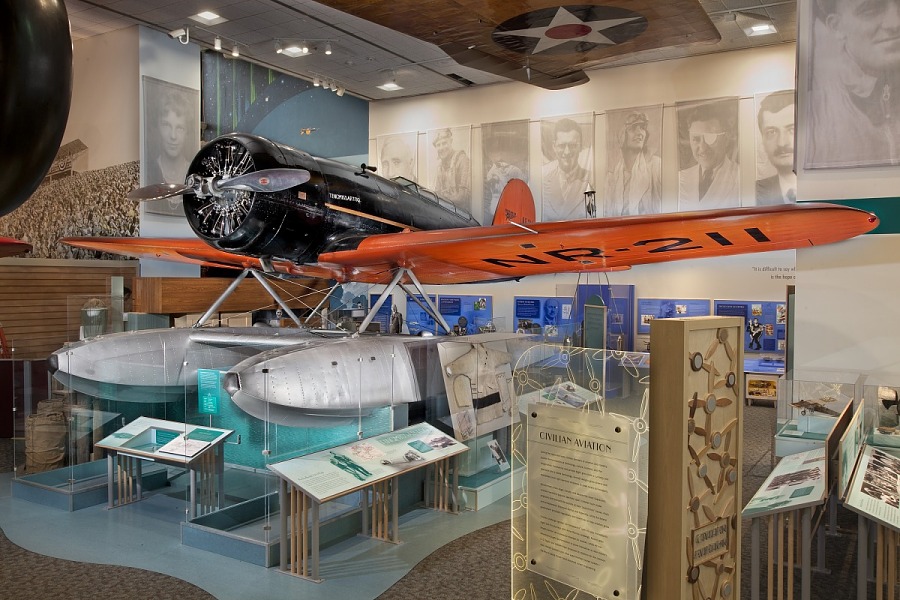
(574, 284, 635, 350)
(637, 298, 711, 335)
(513, 296, 574, 342)
(714, 300, 787, 354)
(439, 295, 493, 335)
(406, 295, 437, 335)
(368, 294, 393, 333)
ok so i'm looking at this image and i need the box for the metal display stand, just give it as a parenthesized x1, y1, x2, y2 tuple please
(95, 417, 233, 519)
(269, 423, 466, 582)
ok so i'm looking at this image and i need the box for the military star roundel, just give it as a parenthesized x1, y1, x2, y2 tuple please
(492, 5, 648, 56)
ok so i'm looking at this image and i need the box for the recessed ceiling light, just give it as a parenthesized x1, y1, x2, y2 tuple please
(377, 79, 403, 91)
(747, 23, 777, 36)
(189, 11, 226, 25)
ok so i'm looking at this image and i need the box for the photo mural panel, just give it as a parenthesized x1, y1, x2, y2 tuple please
(482, 119, 530, 225)
(805, 0, 900, 168)
(141, 76, 201, 216)
(539, 113, 594, 222)
(376, 131, 418, 182)
(604, 105, 663, 217)
(676, 97, 740, 211)
(426, 126, 472, 212)
(754, 90, 796, 205)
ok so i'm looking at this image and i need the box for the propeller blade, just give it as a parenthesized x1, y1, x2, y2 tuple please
(128, 183, 192, 201)
(219, 168, 311, 192)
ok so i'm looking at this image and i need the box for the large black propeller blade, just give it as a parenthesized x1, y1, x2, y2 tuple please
(219, 168, 311, 192)
(127, 168, 312, 202)
(127, 183, 192, 201)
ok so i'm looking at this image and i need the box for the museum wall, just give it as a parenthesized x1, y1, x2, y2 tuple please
(368, 45, 802, 337)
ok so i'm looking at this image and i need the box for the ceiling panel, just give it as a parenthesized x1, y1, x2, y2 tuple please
(65, 0, 796, 101)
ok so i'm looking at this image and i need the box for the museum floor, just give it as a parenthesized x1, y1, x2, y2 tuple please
(0, 406, 885, 599)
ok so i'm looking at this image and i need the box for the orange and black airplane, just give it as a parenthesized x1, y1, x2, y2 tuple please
(65, 132, 878, 291)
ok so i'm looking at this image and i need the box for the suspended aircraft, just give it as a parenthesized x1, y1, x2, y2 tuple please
(64, 131, 879, 333)
(0, 0, 73, 255)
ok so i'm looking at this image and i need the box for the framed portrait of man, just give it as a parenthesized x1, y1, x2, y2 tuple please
(603, 105, 663, 217)
(539, 113, 594, 222)
(141, 76, 200, 217)
(376, 132, 418, 182)
(481, 119, 530, 225)
(675, 97, 740, 212)
(805, 0, 900, 168)
(426, 126, 472, 211)
(754, 90, 797, 205)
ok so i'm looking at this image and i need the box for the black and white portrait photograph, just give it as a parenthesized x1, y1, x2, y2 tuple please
(676, 97, 740, 211)
(482, 120, 530, 224)
(603, 105, 663, 216)
(806, 0, 900, 168)
(376, 132, 418, 182)
(540, 113, 594, 222)
(755, 90, 797, 204)
(426, 126, 472, 211)
(142, 76, 200, 216)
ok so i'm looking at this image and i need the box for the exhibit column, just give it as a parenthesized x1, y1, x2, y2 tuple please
(647, 316, 743, 600)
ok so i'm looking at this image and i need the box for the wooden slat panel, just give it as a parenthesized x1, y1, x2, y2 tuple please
(133, 276, 329, 314)
(0, 259, 137, 360)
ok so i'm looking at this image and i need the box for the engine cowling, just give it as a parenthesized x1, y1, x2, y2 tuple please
(183, 134, 325, 263)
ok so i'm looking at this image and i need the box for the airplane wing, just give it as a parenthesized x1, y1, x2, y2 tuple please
(63, 203, 878, 285)
(312, 0, 720, 89)
(0, 237, 32, 258)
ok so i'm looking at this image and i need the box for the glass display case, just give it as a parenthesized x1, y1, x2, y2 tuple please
(774, 369, 865, 458)
(744, 356, 785, 405)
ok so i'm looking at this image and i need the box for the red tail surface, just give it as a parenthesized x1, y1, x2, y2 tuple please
(492, 179, 536, 226)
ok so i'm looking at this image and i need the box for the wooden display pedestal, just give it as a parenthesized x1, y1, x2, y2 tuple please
(647, 316, 744, 600)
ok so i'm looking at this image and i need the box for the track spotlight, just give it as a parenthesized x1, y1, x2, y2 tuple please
(336, 86, 345, 97)
(325, 42, 333, 55)
(301, 41, 309, 54)
(275, 40, 283, 54)
(232, 43, 239, 57)
(313, 76, 320, 87)
(329, 81, 337, 92)
(214, 36, 222, 51)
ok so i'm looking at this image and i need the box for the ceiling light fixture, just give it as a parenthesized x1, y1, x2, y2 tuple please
(336, 86, 345, 97)
(214, 36, 222, 51)
(195, 11, 220, 22)
(329, 81, 337, 92)
(275, 40, 283, 54)
(377, 73, 403, 92)
(736, 11, 778, 36)
(325, 42, 333, 55)
(231, 43, 239, 58)
(313, 76, 320, 87)
(301, 41, 309, 54)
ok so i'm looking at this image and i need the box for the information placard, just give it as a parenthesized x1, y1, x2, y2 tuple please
(525, 402, 639, 598)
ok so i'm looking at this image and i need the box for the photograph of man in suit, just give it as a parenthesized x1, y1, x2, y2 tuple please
(677, 99, 740, 211)
(755, 91, 797, 205)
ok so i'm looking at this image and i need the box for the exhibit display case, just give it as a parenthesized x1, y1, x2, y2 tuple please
(510, 343, 650, 599)
(774, 369, 864, 458)
(744, 356, 785, 405)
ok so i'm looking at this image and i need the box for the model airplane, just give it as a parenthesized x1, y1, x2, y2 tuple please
(0, 237, 31, 258)
(65, 132, 879, 292)
(311, 1, 721, 90)
(791, 398, 841, 417)
(0, 2, 72, 254)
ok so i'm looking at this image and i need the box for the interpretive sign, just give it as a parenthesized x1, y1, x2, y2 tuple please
(742, 447, 827, 519)
(845, 445, 900, 530)
(525, 402, 638, 598)
(268, 422, 466, 503)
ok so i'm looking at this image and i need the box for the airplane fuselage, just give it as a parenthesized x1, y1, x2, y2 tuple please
(184, 134, 480, 264)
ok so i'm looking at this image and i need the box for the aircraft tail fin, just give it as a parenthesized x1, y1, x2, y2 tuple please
(492, 179, 536, 226)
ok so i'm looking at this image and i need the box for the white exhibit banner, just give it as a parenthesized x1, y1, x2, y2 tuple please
(525, 401, 639, 598)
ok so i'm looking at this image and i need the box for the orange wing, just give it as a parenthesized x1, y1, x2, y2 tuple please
(63, 203, 878, 285)
(0, 237, 32, 258)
